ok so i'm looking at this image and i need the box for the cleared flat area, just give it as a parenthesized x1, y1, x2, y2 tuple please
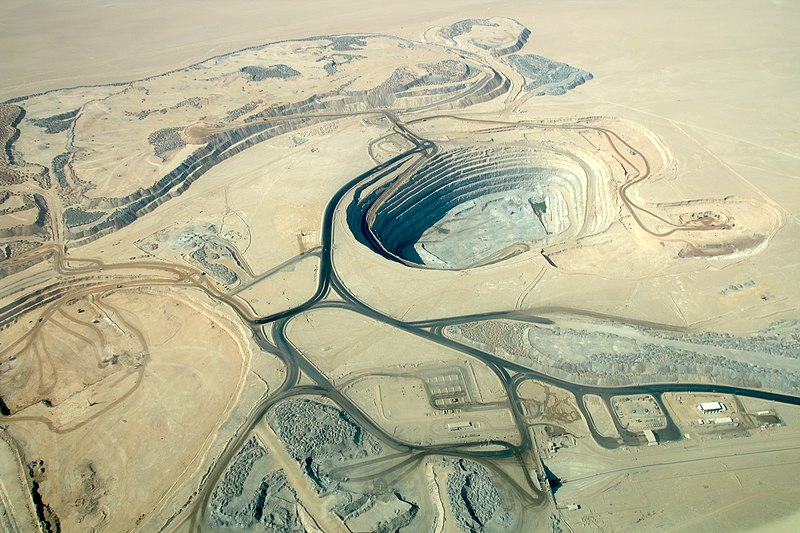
(583, 395, 619, 439)
(285, 307, 519, 446)
(550, 400, 800, 532)
(611, 394, 666, 433)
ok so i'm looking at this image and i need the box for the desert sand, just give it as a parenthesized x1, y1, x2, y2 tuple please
(1, 1, 799, 532)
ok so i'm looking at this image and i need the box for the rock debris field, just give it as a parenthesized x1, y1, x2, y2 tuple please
(445, 458, 512, 532)
(267, 399, 419, 531)
(209, 437, 303, 532)
(446, 319, 800, 393)
(505, 54, 593, 96)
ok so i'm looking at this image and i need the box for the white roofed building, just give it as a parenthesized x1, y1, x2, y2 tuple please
(698, 401, 725, 414)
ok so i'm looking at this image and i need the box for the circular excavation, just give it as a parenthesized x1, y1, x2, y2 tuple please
(361, 146, 586, 270)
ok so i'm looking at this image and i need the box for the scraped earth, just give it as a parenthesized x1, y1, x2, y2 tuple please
(0, 286, 265, 532)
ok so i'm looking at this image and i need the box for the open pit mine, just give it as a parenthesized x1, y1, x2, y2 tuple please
(1, 11, 799, 533)
(363, 145, 582, 269)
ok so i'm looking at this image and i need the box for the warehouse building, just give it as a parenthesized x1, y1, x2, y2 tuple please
(697, 401, 726, 414)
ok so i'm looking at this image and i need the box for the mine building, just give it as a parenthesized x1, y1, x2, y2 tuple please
(697, 401, 726, 414)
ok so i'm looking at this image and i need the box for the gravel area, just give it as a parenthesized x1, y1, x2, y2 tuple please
(209, 437, 303, 532)
(445, 458, 511, 532)
(241, 65, 300, 81)
(218, 102, 259, 124)
(147, 127, 186, 157)
(268, 398, 381, 491)
(189, 242, 238, 285)
(63, 207, 103, 228)
(506, 54, 592, 96)
(268, 399, 420, 530)
(438, 19, 496, 40)
(446, 319, 800, 393)
(31, 109, 79, 134)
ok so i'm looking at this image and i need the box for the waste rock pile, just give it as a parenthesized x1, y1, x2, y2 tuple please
(445, 458, 511, 532)
(209, 436, 303, 532)
(506, 54, 592, 95)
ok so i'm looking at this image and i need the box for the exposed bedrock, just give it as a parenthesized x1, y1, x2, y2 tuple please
(362, 146, 586, 269)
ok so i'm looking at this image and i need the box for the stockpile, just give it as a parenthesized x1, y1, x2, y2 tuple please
(444, 458, 512, 532)
(506, 54, 592, 96)
(209, 436, 303, 532)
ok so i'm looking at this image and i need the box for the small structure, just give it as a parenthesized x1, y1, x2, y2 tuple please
(697, 401, 725, 414)
(643, 429, 658, 446)
(710, 417, 734, 425)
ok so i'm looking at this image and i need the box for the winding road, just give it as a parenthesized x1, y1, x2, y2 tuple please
(2, 111, 798, 533)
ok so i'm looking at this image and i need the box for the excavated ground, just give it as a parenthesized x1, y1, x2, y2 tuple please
(366, 146, 584, 269)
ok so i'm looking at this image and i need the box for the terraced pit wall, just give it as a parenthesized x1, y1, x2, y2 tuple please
(365, 146, 588, 268)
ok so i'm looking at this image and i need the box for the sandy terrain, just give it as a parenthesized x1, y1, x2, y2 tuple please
(583, 395, 619, 440)
(0, 434, 40, 532)
(1, 285, 284, 531)
(1, 1, 799, 531)
(551, 398, 800, 532)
